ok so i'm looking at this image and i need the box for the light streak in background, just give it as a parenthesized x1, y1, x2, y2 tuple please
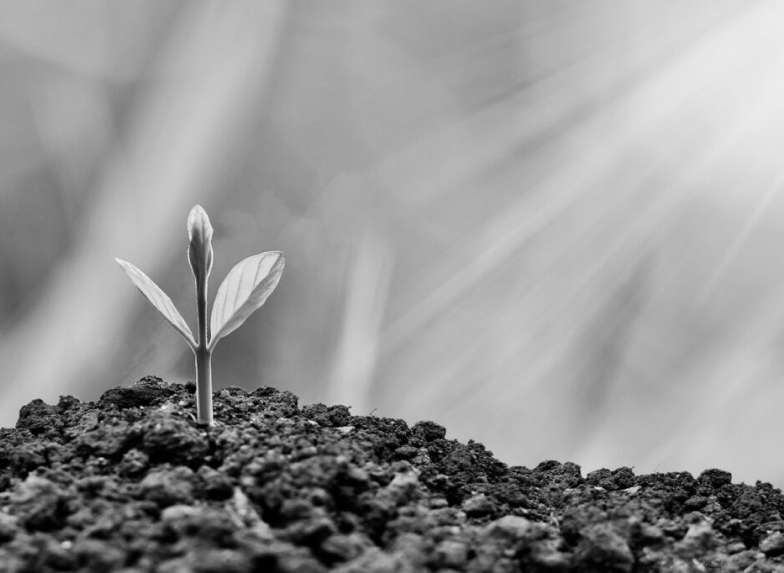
(372, 1, 784, 484)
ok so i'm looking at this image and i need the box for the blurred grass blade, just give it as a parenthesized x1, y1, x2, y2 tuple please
(209, 251, 284, 350)
(115, 258, 197, 349)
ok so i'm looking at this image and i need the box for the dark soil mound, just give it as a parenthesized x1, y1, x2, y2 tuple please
(1, 377, 783, 572)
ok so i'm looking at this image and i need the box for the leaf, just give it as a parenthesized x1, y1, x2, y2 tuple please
(209, 251, 285, 350)
(115, 258, 197, 349)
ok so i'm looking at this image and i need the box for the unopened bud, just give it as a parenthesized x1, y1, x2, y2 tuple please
(187, 205, 214, 281)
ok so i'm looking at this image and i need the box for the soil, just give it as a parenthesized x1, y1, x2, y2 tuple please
(1, 377, 784, 572)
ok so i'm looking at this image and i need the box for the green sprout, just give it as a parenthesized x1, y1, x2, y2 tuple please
(116, 205, 285, 425)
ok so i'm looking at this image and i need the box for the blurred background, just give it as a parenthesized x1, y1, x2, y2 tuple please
(1, 0, 784, 486)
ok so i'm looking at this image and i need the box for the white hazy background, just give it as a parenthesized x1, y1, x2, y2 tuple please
(1, 1, 783, 486)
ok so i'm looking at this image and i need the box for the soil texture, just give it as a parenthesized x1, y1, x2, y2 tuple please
(1, 376, 784, 572)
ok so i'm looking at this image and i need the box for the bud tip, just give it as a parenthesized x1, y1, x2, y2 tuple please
(187, 204, 213, 241)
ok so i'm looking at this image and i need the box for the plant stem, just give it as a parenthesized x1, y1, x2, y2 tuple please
(195, 346, 212, 425)
(195, 274, 212, 425)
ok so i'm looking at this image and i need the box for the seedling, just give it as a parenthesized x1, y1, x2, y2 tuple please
(116, 205, 284, 425)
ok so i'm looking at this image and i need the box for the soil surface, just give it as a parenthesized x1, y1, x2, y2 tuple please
(1, 377, 784, 572)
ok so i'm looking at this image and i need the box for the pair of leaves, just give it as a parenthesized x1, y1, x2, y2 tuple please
(116, 251, 284, 352)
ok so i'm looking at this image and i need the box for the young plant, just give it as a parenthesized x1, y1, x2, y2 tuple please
(115, 205, 285, 425)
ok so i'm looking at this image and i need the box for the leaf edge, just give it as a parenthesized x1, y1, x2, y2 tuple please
(207, 251, 285, 351)
(115, 257, 198, 350)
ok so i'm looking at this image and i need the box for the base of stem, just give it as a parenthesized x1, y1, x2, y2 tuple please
(195, 348, 213, 425)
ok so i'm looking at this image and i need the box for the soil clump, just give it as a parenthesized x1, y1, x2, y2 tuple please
(1, 376, 783, 572)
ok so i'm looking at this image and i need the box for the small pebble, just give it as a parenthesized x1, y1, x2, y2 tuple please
(433, 540, 468, 569)
(760, 532, 784, 557)
(461, 493, 496, 517)
(574, 523, 634, 573)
